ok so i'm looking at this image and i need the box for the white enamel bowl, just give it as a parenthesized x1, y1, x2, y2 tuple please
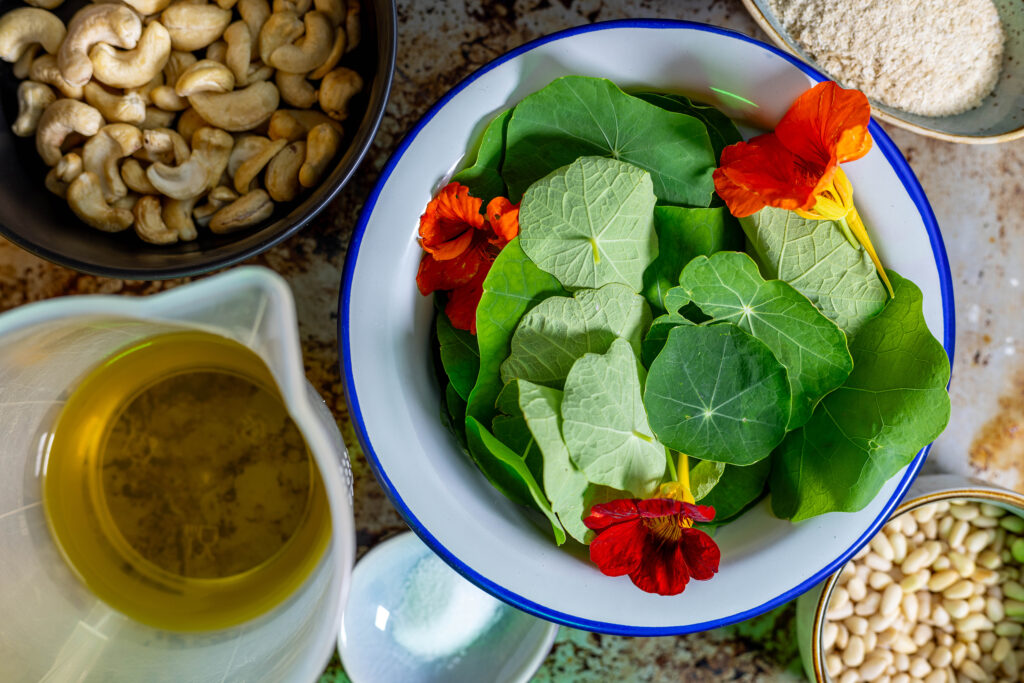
(340, 20, 955, 635)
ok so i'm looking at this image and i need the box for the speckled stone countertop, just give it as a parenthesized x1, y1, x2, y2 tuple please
(2, 1, 1023, 680)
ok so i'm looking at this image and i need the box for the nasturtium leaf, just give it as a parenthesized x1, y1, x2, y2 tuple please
(501, 283, 651, 388)
(518, 156, 658, 292)
(493, 381, 544, 484)
(633, 92, 743, 162)
(503, 76, 717, 206)
(465, 238, 566, 427)
(663, 287, 690, 315)
(443, 382, 468, 447)
(452, 108, 512, 201)
(696, 458, 771, 525)
(689, 459, 727, 501)
(642, 206, 744, 312)
(640, 312, 692, 368)
(681, 252, 854, 429)
(644, 323, 791, 465)
(515, 380, 592, 544)
(561, 338, 667, 497)
(437, 311, 480, 403)
(770, 272, 951, 522)
(465, 417, 566, 544)
(740, 207, 887, 338)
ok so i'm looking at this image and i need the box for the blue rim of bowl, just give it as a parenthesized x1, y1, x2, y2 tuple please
(338, 18, 956, 636)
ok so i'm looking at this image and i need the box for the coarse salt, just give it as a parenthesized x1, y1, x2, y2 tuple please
(768, 0, 1004, 117)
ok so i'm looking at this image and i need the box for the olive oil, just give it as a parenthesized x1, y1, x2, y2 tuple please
(42, 331, 331, 631)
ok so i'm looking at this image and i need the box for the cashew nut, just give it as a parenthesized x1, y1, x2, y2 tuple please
(162, 49, 196, 85)
(175, 59, 235, 96)
(89, 20, 172, 89)
(264, 139, 303, 201)
(36, 99, 104, 166)
(267, 108, 342, 141)
(299, 122, 341, 188)
(205, 39, 228, 63)
(267, 11, 333, 73)
(13, 81, 56, 137)
(176, 107, 206, 142)
(59, 4, 142, 86)
(193, 198, 222, 226)
(83, 82, 146, 123)
(257, 10, 302, 64)
(139, 106, 176, 129)
(149, 84, 187, 111)
(133, 195, 178, 244)
(223, 21, 251, 84)
(121, 158, 159, 194)
(45, 151, 84, 197)
(163, 195, 199, 240)
(318, 66, 361, 121)
(126, 71, 162, 104)
(308, 26, 344, 80)
(0, 8, 67, 63)
(188, 81, 279, 132)
(215, 0, 239, 8)
(147, 126, 233, 199)
(161, 3, 231, 51)
(209, 185, 239, 203)
(29, 54, 83, 99)
(238, 0, 270, 47)
(209, 188, 273, 233)
(139, 127, 189, 164)
(83, 123, 144, 201)
(344, 0, 359, 53)
(275, 70, 317, 108)
(234, 137, 286, 193)
(67, 171, 134, 232)
(25, 0, 65, 10)
(12, 43, 39, 79)
(120, 0, 174, 15)
(313, 0, 345, 26)
(111, 192, 140, 213)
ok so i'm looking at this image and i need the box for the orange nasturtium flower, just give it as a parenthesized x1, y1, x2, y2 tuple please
(416, 183, 519, 333)
(584, 454, 720, 596)
(713, 81, 893, 296)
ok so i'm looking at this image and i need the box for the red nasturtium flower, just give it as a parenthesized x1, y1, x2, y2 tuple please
(713, 81, 892, 296)
(585, 484, 721, 596)
(416, 183, 519, 333)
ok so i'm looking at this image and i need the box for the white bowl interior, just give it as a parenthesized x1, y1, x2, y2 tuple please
(343, 22, 952, 633)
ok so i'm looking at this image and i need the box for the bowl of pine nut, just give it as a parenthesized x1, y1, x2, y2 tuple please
(799, 474, 1024, 683)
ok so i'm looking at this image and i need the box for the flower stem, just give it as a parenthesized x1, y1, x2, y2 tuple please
(677, 452, 695, 504)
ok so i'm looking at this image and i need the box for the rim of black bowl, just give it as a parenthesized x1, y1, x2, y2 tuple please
(339, 19, 957, 636)
(0, 0, 396, 280)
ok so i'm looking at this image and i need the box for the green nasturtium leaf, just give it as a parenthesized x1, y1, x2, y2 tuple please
(518, 156, 658, 292)
(697, 458, 771, 525)
(689, 459, 727, 501)
(437, 312, 480, 402)
(502, 76, 717, 206)
(465, 417, 566, 545)
(769, 272, 951, 522)
(443, 382, 468, 447)
(452, 108, 512, 201)
(493, 382, 544, 485)
(740, 207, 887, 338)
(642, 206, 744, 312)
(501, 283, 651, 388)
(681, 252, 854, 429)
(640, 312, 692, 368)
(644, 323, 791, 465)
(633, 92, 743, 162)
(465, 238, 566, 428)
(515, 380, 592, 544)
(561, 338, 667, 497)
(663, 287, 690, 315)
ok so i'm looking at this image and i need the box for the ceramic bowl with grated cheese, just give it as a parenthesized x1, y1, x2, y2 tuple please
(340, 20, 955, 634)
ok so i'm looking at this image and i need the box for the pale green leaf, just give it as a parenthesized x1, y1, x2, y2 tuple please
(519, 156, 658, 292)
(740, 207, 887, 338)
(501, 283, 651, 388)
(681, 251, 854, 428)
(690, 459, 727, 501)
(452, 108, 512, 201)
(561, 338, 667, 497)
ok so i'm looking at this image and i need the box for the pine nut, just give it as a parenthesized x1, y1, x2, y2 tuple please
(967, 595, 985, 613)
(847, 576, 867, 601)
(823, 621, 839, 650)
(914, 503, 939, 523)
(836, 624, 849, 649)
(877, 627, 899, 647)
(980, 503, 1005, 519)
(959, 659, 988, 682)
(865, 552, 892, 572)
(949, 519, 970, 548)
(931, 605, 950, 627)
(903, 547, 932, 575)
(955, 614, 993, 633)
(860, 655, 889, 679)
(827, 652, 843, 677)
(922, 518, 938, 539)
(985, 597, 1004, 623)
(892, 633, 916, 654)
(992, 528, 1006, 554)
(1002, 650, 1019, 678)
(892, 674, 910, 683)
(980, 653, 997, 673)
(840, 562, 857, 581)
(890, 532, 908, 563)
(923, 540, 943, 566)
(950, 503, 979, 521)
(978, 631, 996, 652)
(903, 592, 920, 623)
(929, 646, 953, 668)
(870, 610, 900, 633)
(943, 599, 969, 620)
(977, 550, 1001, 570)
(965, 530, 993, 554)
(872, 533, 896, 561)
(922, 671, 945, 683)
(831, 586, 851, 612)
(880, 583, 902, 616)
(951, 641, 967, 667)
(901, 570, 930, 593)
(845, 615, 869, 636)
(942, 580, 974, 600)
(932, 555, 951, 571)
(909, 656, 931, 677)
(854, 590, 880, 616)
(913, 623, 934, 646)
(972, 567, 999, 586)
(863, 629, 877, 653)
(949, 551, 975, 578)
(929, 569, 960, 592)
(938, 515, 954, 538)
(827, 601, 854, 620)
(838, 670, 858, 683)
(902, 515, 919, 536)
(843, 634, 866, 667)
(971, 515, 999, 528)
(870, 570, 894, 590)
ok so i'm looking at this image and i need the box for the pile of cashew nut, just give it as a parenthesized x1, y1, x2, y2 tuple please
(0, 0, 363, 244)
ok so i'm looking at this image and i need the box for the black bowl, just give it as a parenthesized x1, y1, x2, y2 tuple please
(0, 0, 395, 279)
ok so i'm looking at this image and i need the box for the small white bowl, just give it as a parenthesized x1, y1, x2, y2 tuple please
(799, 474, 1024, 681)
(741, 0, 1024, 143)
(340, 20, 955, 635)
